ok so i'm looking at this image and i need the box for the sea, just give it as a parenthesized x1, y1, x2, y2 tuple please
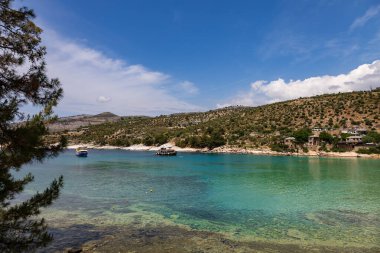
(18, 149, 380, 252)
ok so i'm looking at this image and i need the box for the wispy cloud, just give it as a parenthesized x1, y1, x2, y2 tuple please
(218, 60, 380, 108)
(258, 31, 314, 61)
(179, 81, 199, 95)
(43, 30, 201, 116)
(350, 4, 380, 31)
(258, 4, 380, 64)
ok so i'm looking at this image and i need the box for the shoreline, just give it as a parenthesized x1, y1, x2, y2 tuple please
(67, 143, 380, 159)
(41, 204, 380, 253)
(78, 223, 379, 253)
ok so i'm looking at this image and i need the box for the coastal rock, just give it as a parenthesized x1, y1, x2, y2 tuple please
(67, 247, 82, 253)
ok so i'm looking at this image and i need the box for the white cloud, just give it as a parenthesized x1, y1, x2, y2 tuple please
(97, 96, 111, 103)
(350, 5, 380, 31)
(43, 30, 201, 116)
(218, 60, 380, 108)
(179, 81, 199, 94)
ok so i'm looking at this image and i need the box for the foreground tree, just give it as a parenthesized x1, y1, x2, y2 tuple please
(0, 0, 65, 251)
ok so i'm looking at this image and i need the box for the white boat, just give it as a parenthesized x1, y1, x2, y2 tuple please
(156, 147, 177, 156)
(75, 147, 88, 157)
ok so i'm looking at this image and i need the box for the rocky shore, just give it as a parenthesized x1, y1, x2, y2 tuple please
(74, 224, 378, 253)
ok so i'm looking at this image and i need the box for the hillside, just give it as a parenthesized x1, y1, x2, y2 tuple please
(52, 89, 380, 150)
(48, 112, 121, 132)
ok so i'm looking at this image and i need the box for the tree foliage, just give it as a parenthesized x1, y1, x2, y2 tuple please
(319, 131, 333, 144)
(69, 89, 380, 150)
(0, 0, 65, 251)
(362, 131, 380, 144)
(293, 128, 311, 144)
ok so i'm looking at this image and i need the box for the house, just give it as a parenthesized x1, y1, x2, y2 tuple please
(346, 136, 363, 144)
(341, 127, 367, 136)
(312, 127, 328, 132)
(355, 128, 367, 135)
(312, 127, 323, 132)
(284, 137, 296, 148)
(336, 142, 355, 151)
(308, 135, 320, 146)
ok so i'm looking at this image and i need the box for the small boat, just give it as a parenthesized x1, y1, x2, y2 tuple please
(75, 147, 88, 157)
(156, 147, 177, 156)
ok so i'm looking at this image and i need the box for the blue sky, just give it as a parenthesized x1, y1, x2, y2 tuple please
(21, 0, 380, 116)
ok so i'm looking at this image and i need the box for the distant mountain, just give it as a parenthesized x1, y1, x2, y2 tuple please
(51, 89, 380, 150)
(94, 112, 119, 118)
(48, 112, 121, 132)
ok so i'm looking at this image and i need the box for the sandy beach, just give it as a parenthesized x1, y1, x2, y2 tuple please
(68, 143, 199, 153)
(67, 143, 380, 159)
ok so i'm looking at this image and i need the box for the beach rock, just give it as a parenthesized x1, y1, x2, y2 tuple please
(67, 247, 82, 253)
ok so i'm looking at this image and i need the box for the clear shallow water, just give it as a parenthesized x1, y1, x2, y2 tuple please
(21, 150, 380, 248)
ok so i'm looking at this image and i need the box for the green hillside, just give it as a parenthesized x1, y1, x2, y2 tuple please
(62, 89, 380, 150)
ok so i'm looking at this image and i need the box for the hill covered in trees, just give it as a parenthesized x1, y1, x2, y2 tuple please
(55, 89, 380, 150)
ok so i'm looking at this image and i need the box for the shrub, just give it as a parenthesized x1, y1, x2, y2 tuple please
(143, 136, 154, 146)
(319, 131, 333, 144)
(362, 131, 380, 144)
(293, 128, 312, 144)
(270, 143, 288, 152)
(357, 147, 380, 154)
(331, 147, 348, 153)
(154, 133, 169, 145)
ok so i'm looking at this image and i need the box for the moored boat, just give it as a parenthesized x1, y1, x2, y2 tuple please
(156, 147, 177, 156)
(75, 147, 88, 157)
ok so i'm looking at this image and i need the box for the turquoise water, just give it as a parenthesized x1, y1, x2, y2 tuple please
(22, 150, 380, 249)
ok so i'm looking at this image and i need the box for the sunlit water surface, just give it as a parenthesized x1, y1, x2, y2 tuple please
(21, 150, 380, 250)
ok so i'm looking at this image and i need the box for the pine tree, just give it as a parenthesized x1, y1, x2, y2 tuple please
(0, 0, 65, 251)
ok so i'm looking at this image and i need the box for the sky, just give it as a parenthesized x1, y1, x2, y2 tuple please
(17, 0, 380, 116)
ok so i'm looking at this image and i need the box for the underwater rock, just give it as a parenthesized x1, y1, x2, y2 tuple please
(287, 229, 307, 240)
